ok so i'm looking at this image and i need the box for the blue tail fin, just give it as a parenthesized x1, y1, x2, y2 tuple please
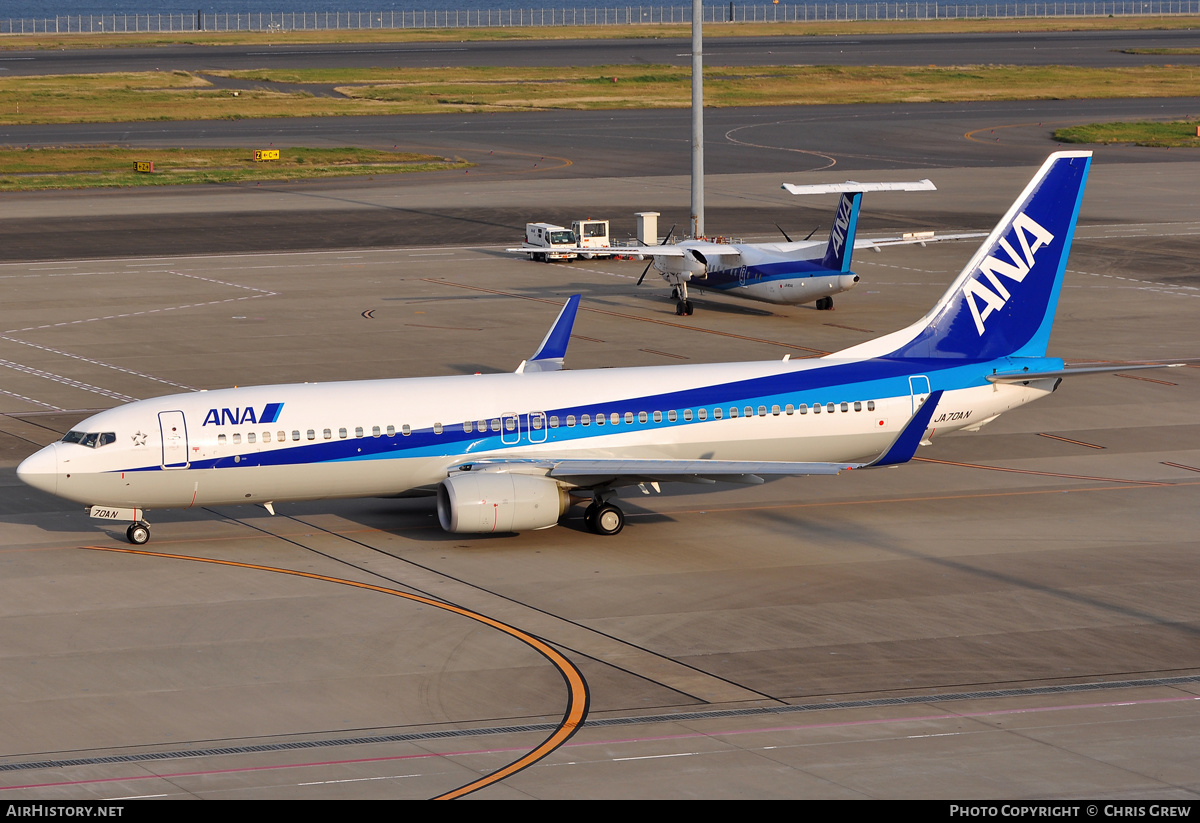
(890, 151, 1091, 360)
(820, 192, 862, 273)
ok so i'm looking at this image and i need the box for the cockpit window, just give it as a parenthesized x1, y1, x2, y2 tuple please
(61, 431, 116, 448)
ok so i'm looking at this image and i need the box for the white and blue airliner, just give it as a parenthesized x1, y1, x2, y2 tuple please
(17, 151, 1174, 544)
(562, 178, 968, 316)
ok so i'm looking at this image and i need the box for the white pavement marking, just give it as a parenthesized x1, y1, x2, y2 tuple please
(0, 359, 136, 402)
(0, 268, 279, 406)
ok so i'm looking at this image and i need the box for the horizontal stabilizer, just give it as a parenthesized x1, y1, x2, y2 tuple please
(782, 179, 936, 195)
(986, 363, 1186, 383)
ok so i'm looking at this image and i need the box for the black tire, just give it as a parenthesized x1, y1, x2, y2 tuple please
(675, 300, 687, 316)
(817, 296, 834, 311)
(684, 301, 694, 316)
(591, 504, 624, 536)
(126, 523, 150, 545)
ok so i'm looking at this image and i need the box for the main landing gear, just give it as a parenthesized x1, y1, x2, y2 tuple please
(583, 500, 625, 535)
(815, 296, 835, 311)
(125, 521, 151, 545)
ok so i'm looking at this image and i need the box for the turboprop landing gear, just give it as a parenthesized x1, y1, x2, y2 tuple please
(673, 282, 694, 316)
(816, 296, 834, 311)
(126, 521, 150, 545)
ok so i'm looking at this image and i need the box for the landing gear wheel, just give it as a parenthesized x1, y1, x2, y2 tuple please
(588, 503, 625, 536)
(816, 296, 834, 311)
(583, 502, 599, 526)
(670, 287, 679, 300)
(675, 300, 687, 316)
(126, 522, 150, 546)
(684, 300, 694, 316)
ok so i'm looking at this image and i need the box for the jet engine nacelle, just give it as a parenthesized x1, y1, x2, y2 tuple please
(437, 471, 571, 533)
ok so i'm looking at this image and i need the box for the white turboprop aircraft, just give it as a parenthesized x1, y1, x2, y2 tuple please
(17, 152, 1178, 544)
(548, 180, 966, 316)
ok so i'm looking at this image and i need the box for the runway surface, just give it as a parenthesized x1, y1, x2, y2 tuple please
(1, 156, 1198, 798)
(2, 29, 1199, 76)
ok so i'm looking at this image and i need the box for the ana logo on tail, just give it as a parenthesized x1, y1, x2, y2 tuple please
(963, 212, 1055, 335)
(830, 195, 853, 258)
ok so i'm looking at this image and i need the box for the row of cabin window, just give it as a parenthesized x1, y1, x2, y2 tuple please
(211, 401, 878, 446)
(529, 400, 878, 429)
(215, 425, 429, 446)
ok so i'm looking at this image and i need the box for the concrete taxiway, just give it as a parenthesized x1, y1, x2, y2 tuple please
(3, 29, 1199, 77)
(1, 147, 1198, 798)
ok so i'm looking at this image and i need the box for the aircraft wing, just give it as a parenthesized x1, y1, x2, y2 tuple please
(574, 244, 687, 257)
(450, 390, 944, 488)
(451, 457, 859, 489)
(545, 458, 854, 483)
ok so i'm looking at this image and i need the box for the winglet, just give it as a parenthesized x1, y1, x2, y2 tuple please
(864, 390, 944, 468)
(521, 294, 581, 373)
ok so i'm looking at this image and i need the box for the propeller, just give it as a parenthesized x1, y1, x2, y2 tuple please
(636, 223, 676, 286)
(774, 223, 793, 243)
(804, 225, 820, 241)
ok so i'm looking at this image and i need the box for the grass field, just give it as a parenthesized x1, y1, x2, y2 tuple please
(0, 146, 468, 190)
(1055, 120, 1200, 147)
(2, 63, 1199, 124)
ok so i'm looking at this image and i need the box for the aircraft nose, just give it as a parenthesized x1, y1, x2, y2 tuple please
(17, 443, 58, 496)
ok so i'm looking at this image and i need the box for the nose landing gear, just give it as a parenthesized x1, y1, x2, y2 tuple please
(672, 281, 695, 316)
(125, 521, 151, 545)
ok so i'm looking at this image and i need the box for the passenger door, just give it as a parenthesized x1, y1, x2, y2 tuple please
(158, 410, 189, 468)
